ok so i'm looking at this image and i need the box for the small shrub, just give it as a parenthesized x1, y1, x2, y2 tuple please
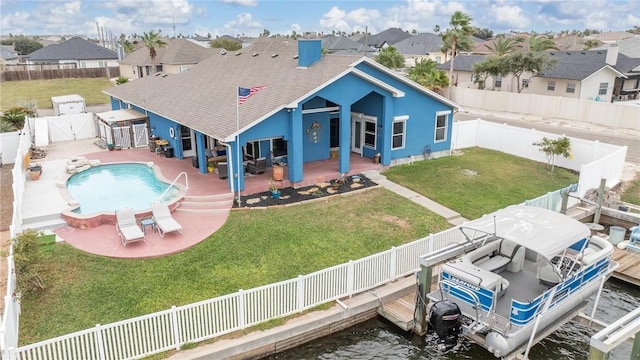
(533, 136, 572, 173)
(115, 76, 129, 85)
(12, 229, 47, 294)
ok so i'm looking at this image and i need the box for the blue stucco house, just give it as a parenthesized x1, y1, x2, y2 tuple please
(104, 37, 460, 193)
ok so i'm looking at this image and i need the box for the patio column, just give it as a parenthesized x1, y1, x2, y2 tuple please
(288, 108, 303, 183)
(338, 109, 351, 174)
(380, 95, 393, 166)
(233, 137, 246, 192)
(195, 131, 207, 174)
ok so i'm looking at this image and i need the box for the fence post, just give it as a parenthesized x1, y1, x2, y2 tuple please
(170, 306, 182, 350)
(346, 261, 354, 297)
(94, 324, 106, 360)
(297, 275, 305, 313)
(238, 290, 246, 329)
(389, 247, 397, 282)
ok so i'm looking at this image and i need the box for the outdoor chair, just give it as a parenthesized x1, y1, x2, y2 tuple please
(246, 157, 267, 174)
(151, 202, 183, 238)
(216, 162, 228, 179)
(116, 207, 145, 246)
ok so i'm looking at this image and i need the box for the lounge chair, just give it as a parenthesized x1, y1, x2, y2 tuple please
(246, 157, 267, 174)
(116, 207, 145, 246)
(151, 202, 183, 237)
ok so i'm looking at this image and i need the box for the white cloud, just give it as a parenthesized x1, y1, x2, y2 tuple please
(319, 7, 350, 33)
(491, 4, 530, 29)
(290, 23, 301, 33)
(219, 12, 263, 37)
(221, 0, 257, 6)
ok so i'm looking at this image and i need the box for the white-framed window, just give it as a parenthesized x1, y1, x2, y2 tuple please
(364, 120, 377, 148)
(435, 111, 450, 143)
(599, 82, 608, 95)
(392, 115, 408, 150)
(245, 141, 260, 159)
(566, 83, 576, 93)
(522, 79, 529, 88)
(547, 81, 555, 91)
(494, 75, 502, 88)
(80, 62, 87, 68)
(271, 137, 287, 157)
(178, 65, 191, 73)
(98, 61, 105, 68)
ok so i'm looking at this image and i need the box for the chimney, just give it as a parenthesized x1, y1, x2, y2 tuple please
(605, 44, 618, 66)
(297, 39, 322, 68)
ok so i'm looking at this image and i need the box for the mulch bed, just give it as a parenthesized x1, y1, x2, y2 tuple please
(234, 173, 378, 208)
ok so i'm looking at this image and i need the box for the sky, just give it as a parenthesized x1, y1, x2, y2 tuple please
(1, 0, 639, 40)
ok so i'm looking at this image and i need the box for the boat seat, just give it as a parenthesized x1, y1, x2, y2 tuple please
(465, 240, 525, 273)
(443, 260, 509, 298)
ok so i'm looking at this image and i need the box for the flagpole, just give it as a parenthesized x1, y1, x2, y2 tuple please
(236, 86, 242, 207)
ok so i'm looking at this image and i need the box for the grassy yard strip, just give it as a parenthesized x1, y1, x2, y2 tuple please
(0, 78, 112, 111)
(20, 189, 450, 344)
(620, 177, 640, 206)
(382, 147, 579, 220)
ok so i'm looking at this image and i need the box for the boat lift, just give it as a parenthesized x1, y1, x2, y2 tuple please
(589, 307, 640, 360)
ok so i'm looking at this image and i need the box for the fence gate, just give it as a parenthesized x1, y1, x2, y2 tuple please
(113, 126, 132, 148)
(132, 123, 149, 148)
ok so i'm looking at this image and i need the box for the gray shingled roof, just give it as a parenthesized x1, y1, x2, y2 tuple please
(321, 35, 372, 54)
(358, 28, 412, 48)
(27, 37, 117, 60)
(106, 38, 360, 141)
(594, 37, 640, 58)
(106, 37, 457, 142)
(120, 38, 216, 66)
(542, 50, 630, 80)
(438, 55, 488, 71)
(0, 47, 18, 61)
(393, 33, 443, 55)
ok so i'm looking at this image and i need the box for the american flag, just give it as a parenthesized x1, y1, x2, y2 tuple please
(238, 85, 267, 104)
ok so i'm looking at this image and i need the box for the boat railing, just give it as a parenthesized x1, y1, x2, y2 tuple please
(157, 171, 189, 202)
(439, 279, 481, 328)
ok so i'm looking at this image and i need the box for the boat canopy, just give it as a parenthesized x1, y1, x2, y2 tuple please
(462, 205, 590, 261)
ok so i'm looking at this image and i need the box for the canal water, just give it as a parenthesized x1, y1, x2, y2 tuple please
(270, 280, 639, 360)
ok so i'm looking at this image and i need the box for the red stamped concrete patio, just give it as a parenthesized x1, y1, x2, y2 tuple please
(49, 142, 383, 259)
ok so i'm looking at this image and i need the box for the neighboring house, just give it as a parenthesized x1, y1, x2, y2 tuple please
(26, 37, 118, 68)
(393, 32, 445, 66)
(0, 46, 19, 69)
(321, 35, 372, 55)
(440, 46, 640, 101)
(105, 37, 459, 192)
(358, 28, 412, 52)
(587, 31, 635, 44)
(119, 38, 217, 79)
(594, 36, 640, 58)
(185, 36, 213, 48)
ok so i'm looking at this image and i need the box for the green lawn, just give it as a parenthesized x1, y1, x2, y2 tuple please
(0, 78, 112, 111)
(19, 148, 579, 344)
(621, 177, 640, 206)
(383, 147, 579, 220)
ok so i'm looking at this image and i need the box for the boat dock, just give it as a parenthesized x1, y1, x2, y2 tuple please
(612, 247, 640, 286)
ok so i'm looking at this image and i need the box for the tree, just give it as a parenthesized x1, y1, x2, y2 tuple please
(527, 34, 558, 52)
(0, 106, 35, 131)
(442, 11, 473, 94)
(583, 39, 601, 50)
(484, 36, 524, 56)
(408, 59, 449, 94)
(533, 136, 572, 173)
(210, 38, 242, 51)
(12, 229, 47, 293)
(374, 46, 405, 69)
(13, 37, 43, 55)
(141, 30, 168, 74)
(472, 56, 503, 89)
(472, 27, 494, 40)
(262, 29, 270, 37)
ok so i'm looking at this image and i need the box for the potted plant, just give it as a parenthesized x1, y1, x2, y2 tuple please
(270, 179, 281, 199)
(28, 162, 42, 180)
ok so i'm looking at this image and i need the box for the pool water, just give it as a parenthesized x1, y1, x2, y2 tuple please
(66, 163, 178, 215)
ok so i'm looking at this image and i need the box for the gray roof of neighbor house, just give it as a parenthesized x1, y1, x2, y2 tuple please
(594, 37, 640, 58)
(321, 35, 372, 54)
(120, 38, 217, 66)
(105, 37, 457, 141)
(27, 37, 117, 61)
(358, 28, 412, 48)
(393, 33, 443, 55)
(0, 46, 18, 61)
(542, 50, 632, 80)
(438, 55, 488, 71)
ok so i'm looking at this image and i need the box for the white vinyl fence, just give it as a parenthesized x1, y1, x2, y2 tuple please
(451, 87, 640, 130)
(452, 120, 627, 199)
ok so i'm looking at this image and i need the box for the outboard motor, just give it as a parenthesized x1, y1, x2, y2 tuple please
(428, 300, 462, 350)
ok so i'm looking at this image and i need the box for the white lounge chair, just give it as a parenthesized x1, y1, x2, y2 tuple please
(151, 202, 183, 238)
(116, 207, 145, 246)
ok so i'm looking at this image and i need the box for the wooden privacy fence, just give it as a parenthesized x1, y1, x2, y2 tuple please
(1, 67, 120, 82)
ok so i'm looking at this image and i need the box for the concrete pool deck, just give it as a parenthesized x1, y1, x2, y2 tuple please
(22, 138, 234, 258)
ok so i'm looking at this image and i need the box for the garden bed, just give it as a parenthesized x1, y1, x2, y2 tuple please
(235, 174, 378, 208)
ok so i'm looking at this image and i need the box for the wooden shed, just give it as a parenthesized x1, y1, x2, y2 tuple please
(95, 109, 150, 149)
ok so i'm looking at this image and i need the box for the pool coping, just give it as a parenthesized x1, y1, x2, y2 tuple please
(59, 161, 187, 229)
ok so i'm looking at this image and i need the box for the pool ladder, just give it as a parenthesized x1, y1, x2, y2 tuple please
(157, 172, 189, 202)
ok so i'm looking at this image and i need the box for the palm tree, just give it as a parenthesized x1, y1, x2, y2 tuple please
(374, 46, 405, 70)
(141, 30, 168, 74)
(408, 59, 449, 94)
(485, 36, 524, 56)
(443, 11, 473, 95)
(526, 34, 558, 52)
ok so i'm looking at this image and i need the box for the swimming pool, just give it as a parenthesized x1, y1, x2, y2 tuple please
(66, 163, 180, 215)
